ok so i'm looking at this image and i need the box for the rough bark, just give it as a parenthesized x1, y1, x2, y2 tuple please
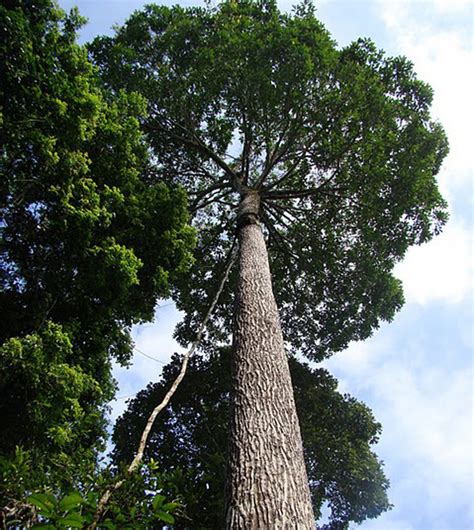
(225, 194, 315, 529)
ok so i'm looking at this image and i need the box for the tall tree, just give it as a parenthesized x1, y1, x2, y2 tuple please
(0, 0, 194, 499)
(91, 0, 448, 526)
(113, 348, 391, 529)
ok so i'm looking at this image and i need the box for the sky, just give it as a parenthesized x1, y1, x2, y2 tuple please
(59, 0, 473, 528)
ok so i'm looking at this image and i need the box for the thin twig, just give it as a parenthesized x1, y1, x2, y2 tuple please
(89, 242, 238, 529)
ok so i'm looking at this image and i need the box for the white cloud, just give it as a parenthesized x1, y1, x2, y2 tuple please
(400, 32, 473, 190)
(323, 321, 473, 529)
(394, 217, 473, 305)
(385, 372, 473, 527)
(373, 364, 472, 479)
(431, 0, 472, 13)
(377, 0, 474, 190)
(357, 515, 414, 530)
(326, 3, 474, 521)
(109, 304, 185, 425)
(373, 0, 474, 308)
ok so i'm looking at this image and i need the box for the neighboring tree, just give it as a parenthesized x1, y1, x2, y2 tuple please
(0, 0, 194, 508)
(90, 0, 448, 526)
(112, 348, 391, 529)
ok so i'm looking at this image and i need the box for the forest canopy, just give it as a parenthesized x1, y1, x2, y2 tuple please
(89, 0, 448, 362)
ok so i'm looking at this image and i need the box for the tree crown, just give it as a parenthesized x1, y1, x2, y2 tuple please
(91, 0, 448, 361)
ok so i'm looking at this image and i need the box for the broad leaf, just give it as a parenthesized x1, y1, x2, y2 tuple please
(58, 512, 84, 528)
(156, 510, 175, 524)
(58, 492, 83, 512)
(27, 493, 56, 517)
(152, 494, 166, 509)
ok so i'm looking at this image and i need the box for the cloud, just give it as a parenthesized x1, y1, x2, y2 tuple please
(376, 0, 473, 190)
(109, 304, 185, 426)
(380, 365, 473, 528)
(323, 306, 473, 530)
(394, 217, 473, 305)
(359, 515, 414, 530)
(427, 0, 472, 13)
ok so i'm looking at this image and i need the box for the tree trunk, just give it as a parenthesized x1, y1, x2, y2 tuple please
(225, 192, 315, 529)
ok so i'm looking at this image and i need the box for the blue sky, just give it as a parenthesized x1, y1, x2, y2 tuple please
(59, 0, 473, 528)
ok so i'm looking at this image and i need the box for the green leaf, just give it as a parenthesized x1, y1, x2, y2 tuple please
(151, 494, 166, 509)
(161, 501, 180, 512)
(58, 492, 83, 512)
(58, 512, 84, 528)
(27, 493, 56, 517)
(156, 510, 175, 524)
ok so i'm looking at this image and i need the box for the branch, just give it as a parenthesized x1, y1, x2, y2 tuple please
(240, 116, 251, 185)
(263, 174, 348, 201)
(264, 200, 297, 229)
(264, 187, 321, 200)
(260, 209, 300, 265)
(261, 152, 307, 194)
(147, 118, 244, 193)
(89, 243, 238, 529)
(192, 189, 235, 213)
(261, 206, 294, 249)
(255, 108, 304, 188)
(190, 183, 233, 213)
(185, 160, 223, 185)
(266, 200, 323, 239)
(260, 114, 363, 195)
(129, 247, 237, 471)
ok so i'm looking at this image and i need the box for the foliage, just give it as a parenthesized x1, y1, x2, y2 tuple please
(0, 448, 180, 529)
(0, 324, 105, 484)
(112, 348, 391, 528)
(90, 0, 448, 362)
(0, 0, 194, 501)
(1, 0, 449, 526)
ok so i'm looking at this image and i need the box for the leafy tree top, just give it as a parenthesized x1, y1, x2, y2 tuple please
(91, 0, 448, 361)
(1, 0, 195, 367)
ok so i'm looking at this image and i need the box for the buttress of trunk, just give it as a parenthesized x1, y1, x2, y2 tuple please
(225, 192, 315, 529)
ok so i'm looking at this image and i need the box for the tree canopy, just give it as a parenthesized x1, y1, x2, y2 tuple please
(90, 0, 448, 361)
(113, 348, 391, 529)
(0, 0, 194, 489)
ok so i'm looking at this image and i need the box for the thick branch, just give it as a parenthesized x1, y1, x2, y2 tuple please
(240, 117, 251, 185)
(193, 190, 234, 212)
(255, 108, 305, 189)
(264, 200, 297, 229)
(260, 208, 300, 264)
(261, 153, 307, 194)
(263, 173, 348, 201)
(190, 185, 234, 213)
(264, 187, 321, 200)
